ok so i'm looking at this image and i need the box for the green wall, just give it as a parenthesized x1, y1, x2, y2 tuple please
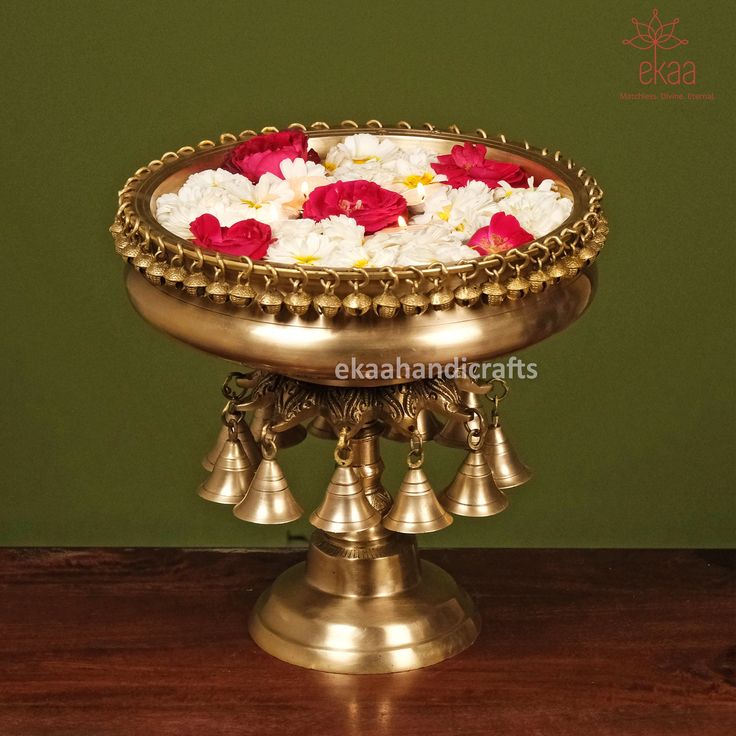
(1, 0, 733, 547)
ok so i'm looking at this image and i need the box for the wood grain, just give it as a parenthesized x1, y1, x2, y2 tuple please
(0, 549, 733, 736)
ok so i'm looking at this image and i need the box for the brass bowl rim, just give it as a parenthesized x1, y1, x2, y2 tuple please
(115, 121, 604, 285)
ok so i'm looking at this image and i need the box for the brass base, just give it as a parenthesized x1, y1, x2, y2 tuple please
(249, 531, 480, 673)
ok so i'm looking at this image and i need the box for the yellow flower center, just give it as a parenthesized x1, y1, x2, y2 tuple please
(352, 156, 378, 165)
(402, 172, 434, 188)
(352, 258, 370, 268)
(455, 223, 465, 232)
(437, 208, 451, 222)
(240, 199, 262, 209)
(324, 162, 336, 172)
(295, 254, 319, 264)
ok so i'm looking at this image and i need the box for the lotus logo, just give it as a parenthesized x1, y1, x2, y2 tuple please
(623, 9, 695, 85)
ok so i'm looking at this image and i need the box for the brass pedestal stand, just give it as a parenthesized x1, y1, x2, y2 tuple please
(248, 422, 479, 674)
(251, 532, 479, 674)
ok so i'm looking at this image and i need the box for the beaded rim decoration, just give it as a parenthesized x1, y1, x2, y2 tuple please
(111, 120, 607, 318)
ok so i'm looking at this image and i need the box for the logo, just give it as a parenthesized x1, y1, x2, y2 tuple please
(623, 8, 695, 85)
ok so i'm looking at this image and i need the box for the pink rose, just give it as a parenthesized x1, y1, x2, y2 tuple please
(189, 214, 272, 259)
(432, 143, 529, 189)
(468, 212, 533, 255)
(302, 180, 408, 234)
(225, 130, 320, 183)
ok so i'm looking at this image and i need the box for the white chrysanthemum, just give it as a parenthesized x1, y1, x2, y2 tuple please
(325, 133, 401, 171)
(328, 161, 396, 187)
(321, 215, 365, 250)
(395, 224, 477, 265)
(278, 158, 326, 180)
(272, 218, 321, 239)
(414, 181, 496, 238)
(491, 179, 572, 237)
(155, 188, 247, 239)
(178, 168, 248, 195)
(361, 222, 471, 267)
(265, 230, 336, 266)
(323, 246, 378, 268)
(219, 172, 298, 223)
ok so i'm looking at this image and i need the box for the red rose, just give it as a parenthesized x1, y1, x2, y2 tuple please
(224, 130, 320, 183)
(432, 143, 529, 189)
(468, 212, 533, 255)
(189, 214, 272, 259)
(302, 180, 408, 234)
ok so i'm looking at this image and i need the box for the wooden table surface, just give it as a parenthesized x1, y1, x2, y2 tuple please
(0, 549, 733, 736)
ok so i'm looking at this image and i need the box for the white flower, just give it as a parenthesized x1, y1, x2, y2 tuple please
(414, 181, 496, 238)
(324, 246, 378, 268)
(328, 161, 396, 187)
(361, 222, 474, 267)
(178, 168, 247, 196)
(325, 133, 401, 170)
(321, 215, 365, 250)
(155, 188, 246, 239)
(278, 158, 326, 180)
(220, 172, 298, 224)
(266, 230, 336, 266)
(396, 224, 477, 265)
(491, 179, 572, 237)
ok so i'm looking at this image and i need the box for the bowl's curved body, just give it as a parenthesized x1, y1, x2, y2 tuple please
(126, 265, 596, 386)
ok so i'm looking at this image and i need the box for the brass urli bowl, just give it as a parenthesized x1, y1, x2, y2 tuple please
(114, 121, 606, 384)
(112, 121, 608, 674)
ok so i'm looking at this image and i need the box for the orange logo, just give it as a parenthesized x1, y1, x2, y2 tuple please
(623, 9, 695, 85)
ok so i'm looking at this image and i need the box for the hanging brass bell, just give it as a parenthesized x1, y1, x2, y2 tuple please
(202, 414, 261, 471)
(560, 253, 583, 278)
(307, 415, 337, 440)
(483, 423, 532, 489)
(428, 283, 454, 311)
(197, 431, 253, 505)
(372, 290, 401, 319)
(145, 257, 169, 286)
(481, 279, 507, 305)
(313, 291, 342, 318)
(310, 465, 382, 534)
(454, 279, 481, 307)
(545, 258, 567, 285)
(435, 392, 485, 448)
(183, 270, 208, 296)
(257, 286, 283, 314)
(383, 467, 453, 534)
(342, 290, 372, 317)
(527, 267, 549, 293)
(440, 449, 508, 517)
(164, 262, 188, 289)
(229, 280, 257, 308)
(132, 249, 155, 272)
(233, 456, 302, 524)
(576, 243, 598, 266)
(401, 290, 430, 316)
(284, 278, 312, 316)
(206, 279, 230, 304)
(506, 274, 530, 300)
(120, 234, 141, 261)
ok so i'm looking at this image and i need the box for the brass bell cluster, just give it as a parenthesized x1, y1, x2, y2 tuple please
(436, 378, 531, 513)
(196, 371, 533, 536)
(198, 373, 306, 524)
